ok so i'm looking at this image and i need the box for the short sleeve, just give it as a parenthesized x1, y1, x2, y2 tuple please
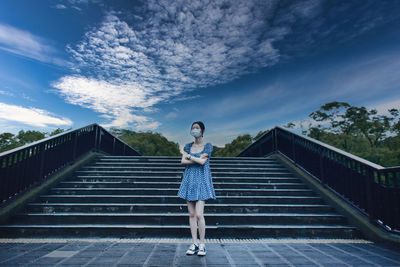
(204, 143, 213, 155)
(183, 143, 191, 154)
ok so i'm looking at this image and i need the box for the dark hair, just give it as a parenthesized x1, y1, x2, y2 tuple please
(191, 121, 205, 136)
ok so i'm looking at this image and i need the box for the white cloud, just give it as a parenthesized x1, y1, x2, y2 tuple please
(55, 4, 67, 9)
(165, 112, 178, 119)
(0, 24, 68, 66)
(56, 1, 318, 129)
(0, 102, 73, 127)
(52, 76, 165, 129)
(0, 90, 13, 97)
(369, 99, 400, 115)
(54, 0, 396, 131)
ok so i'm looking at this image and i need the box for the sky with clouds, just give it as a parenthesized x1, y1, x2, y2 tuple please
(0, 0, 399, 148)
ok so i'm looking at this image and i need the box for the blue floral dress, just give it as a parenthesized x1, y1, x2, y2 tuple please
(178, 142, 216, 201)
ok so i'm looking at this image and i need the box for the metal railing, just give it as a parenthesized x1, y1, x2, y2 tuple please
(238, 126, 400, 234)
(0, 123, 140, 204)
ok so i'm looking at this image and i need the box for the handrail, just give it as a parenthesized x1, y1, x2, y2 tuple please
(238, 126, 400, 234)
(0, 123, 140, 204)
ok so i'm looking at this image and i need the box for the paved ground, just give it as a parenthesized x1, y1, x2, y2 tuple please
(0, 238, 399, 267)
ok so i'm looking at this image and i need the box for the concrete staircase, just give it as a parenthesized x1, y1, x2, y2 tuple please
(0, 156, 362, 238)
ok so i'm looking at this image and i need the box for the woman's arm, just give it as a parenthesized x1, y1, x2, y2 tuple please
(181, 152, 208, 165)
(189, 153, 208, 166)
(181, 152, 194, 165)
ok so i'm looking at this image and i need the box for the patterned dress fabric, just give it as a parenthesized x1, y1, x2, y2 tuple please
(178, 142, 216, 201)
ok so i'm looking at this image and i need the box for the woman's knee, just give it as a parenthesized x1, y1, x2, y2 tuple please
(188, 210, 196, 218)
(195, 212, 204, 221)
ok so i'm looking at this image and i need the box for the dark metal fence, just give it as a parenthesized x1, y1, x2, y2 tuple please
(238, 126, 400, 234)
(0, 124, 140, 204)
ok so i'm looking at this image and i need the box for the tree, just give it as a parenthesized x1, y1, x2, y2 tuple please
(49, 128, 70, 136)
(305, 101, 400, 166)
(110, 128, 180, 156)
(0, 128, 71, 153)
(254, 130, 268, 141)
(0, 133, 19, 153)
(16, 130, 45, 146)
(213, 134, 254, 157)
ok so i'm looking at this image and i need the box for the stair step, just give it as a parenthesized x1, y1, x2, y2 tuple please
(39, 195, 324, 204)
(74, 176, 302, 183)
(49, 188, 315, 196)
(26, 203, 334, 213)
(11, 212, 348, 225)
(0, 224, 361, 238)
(58, 181, 308, 189)
(75, 171, 293, 177)
(98, 156, 275, 160)
(92, 162, 284, 168)
(82, 166, 288, 171)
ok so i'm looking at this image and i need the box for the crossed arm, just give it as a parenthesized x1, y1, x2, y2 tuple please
(181, 152, 208, 166)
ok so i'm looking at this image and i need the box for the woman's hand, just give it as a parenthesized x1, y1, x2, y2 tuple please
(200, 153, 208, 159)
(181, 152, 194, 165)
(181, 152, 208, 166)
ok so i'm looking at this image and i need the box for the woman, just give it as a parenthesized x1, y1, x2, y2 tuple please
(178, 121, 216, 256)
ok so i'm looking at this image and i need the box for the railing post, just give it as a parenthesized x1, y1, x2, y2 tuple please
(112, 138, 116, 155)
(319, 147, 325, 184)
(98, 128, 102, 151)
(291, 133, 296, 164)
(38, 143, 45, 179)
(366, 167, 376, 224)
(72, 131, 78, 162)
(274, 128, 278, 152)
(94, 125, 99, 152)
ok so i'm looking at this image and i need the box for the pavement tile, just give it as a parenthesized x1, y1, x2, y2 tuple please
(362, 255, 400, 265)
(0, 240, 399, 267)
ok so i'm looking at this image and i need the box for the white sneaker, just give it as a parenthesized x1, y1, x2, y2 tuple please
(186, 244, 199, 255)
(197, 244, 206, 256)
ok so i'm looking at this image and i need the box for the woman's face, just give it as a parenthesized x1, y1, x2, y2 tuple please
(191, 123, 203, 136)
(191, 123, 201, 131)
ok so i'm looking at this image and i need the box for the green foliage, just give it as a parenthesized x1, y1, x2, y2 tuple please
(16, 130, 46, 145)
(298, 101, 400, 167)
(213, 134, 253, 157)
(110, 128, 180, 156)
(213, 131, 269, 157)
(0, 128, 69, 153)
(254, 130, 268, 141)
(49, 128, 70, 136)
(0, 133, 19, 153)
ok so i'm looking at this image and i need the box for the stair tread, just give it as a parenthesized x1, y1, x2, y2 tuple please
(0, 224, 358, 229)
(19, 212, 343, 217)
(93, 163, 282, 166)
(40, 194, 321, 198)
(83, 166, 286, 170)
(75, 175, 298, 179)
(51, 187, 312, 192)
(28, 203, 330, 207)
(61, 181, 303, 185)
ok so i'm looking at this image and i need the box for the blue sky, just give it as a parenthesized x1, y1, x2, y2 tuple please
(0, 0, 400, 148)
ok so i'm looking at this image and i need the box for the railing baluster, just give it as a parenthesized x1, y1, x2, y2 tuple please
(238, 126, 400, 234)
(0, 123, 140, 205)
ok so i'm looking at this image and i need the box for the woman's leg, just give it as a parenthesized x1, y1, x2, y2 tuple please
(195, 200, 206, 244)
(186, 201, 198, 244)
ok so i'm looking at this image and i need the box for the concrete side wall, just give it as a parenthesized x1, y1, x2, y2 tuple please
(272, 152, 400, 248)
